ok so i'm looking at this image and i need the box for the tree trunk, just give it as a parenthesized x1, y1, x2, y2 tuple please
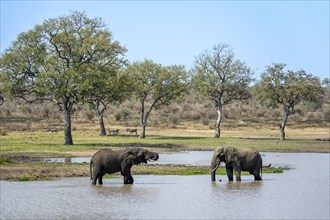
(97, 109, 106, 136)
(63, 101, 73, 145)
(279, 111, 289, 141)
(214, 106, 223, 138)
(140, 98, 146, 139)
(140, 124, 146, 139)
(139, 94, 155, 139)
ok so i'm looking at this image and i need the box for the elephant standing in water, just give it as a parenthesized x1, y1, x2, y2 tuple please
(211, 146, 262, 182)
(90, 148, 159, 185)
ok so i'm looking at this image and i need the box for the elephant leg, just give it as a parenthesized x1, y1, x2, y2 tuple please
(253, 171, 262, 181)
(230, 162, 241, 181)
(98, 173, 105, 185)
(124, 174, 134, 184)
(235, 169, 241, 181)
(91, 172, 97, 185)
(92, 166, 104, 185)
(253, 163, 262, 181)
(122, 164, 134, 184)
(92, 167, 102, 185)
(123, 168, 134, 184)
(226, 165, 234, 181)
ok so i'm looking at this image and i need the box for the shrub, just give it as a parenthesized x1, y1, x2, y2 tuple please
(200, 118, 210, 126)
(114, 112, 121, 121)
(20, 106, 32, 115)
(114, 109, 131, 122)
(0, 128, 8, 136)
(84, 110, 95, 122)
(169, 114, 181, 125)
(43, 107, 50, 118)
(324, 108, 330, 122)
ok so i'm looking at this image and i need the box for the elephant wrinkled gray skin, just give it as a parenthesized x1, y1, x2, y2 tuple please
(211, 146, 262, 182)
(90, 148, 159, 185)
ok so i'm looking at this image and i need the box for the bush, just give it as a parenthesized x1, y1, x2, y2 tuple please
(200, 118, 210, 126)
(168, 114, 181, 125)
(84, 110, 95, 122)
(115, 109, 130, 122)
(0, 128, 8, 136)
(20, 106, 32, 115)
(114, 112, 121, 121)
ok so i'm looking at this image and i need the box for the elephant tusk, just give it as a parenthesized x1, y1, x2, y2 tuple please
(210, 164, 220, 173)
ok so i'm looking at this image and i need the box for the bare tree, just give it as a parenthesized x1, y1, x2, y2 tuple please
(192, 44, 253, 138)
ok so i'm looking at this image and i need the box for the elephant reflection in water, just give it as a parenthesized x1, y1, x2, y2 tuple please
(211, 146, 263, 182)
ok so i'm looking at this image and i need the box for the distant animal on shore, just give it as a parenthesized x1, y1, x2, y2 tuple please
(48, 128, 60, 133)
(126, 128, 137, 135)
(108, 129, 119, 135)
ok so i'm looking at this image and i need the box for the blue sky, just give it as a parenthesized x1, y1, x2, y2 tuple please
(1, 1, 329, 79)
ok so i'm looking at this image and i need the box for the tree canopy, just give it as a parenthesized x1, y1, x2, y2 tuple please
(126, 59, 188, 138)
(192, 43, 254, 138)
(254, 63, 324, 140)
(0, 11, 127, 144)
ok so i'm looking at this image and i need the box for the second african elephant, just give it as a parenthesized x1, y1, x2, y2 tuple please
(211, 146, 262, 182)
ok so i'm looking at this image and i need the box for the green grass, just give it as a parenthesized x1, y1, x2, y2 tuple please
(1, 131, 329, 157)
(104, 165, 283, 177)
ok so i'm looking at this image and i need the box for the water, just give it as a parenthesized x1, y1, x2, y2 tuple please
(44, 151, 296, 168)
(1, 153, 329, 219)
(44, 151, 213, 165)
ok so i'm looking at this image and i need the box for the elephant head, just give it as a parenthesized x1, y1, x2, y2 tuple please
(121, 148, 159, 165)
(210, 146, 238, 181)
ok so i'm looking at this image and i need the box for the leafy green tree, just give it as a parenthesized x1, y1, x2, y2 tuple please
(192, 44, 253, 138)
(126, 59, 188, 138)
(0, 11, 126, 144)
(83, 70, 130, 136)
(254, 63, 324, 141)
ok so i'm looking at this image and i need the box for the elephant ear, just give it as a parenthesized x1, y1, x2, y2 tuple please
(214, 147, 224, 160)
(224, 147, 238, 164)
(136, 149, 148, 164)
(121, 149, 139, 165)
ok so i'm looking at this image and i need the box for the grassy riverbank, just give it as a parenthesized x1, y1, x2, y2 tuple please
(1, 126, 329, 156)
(0, 126, 328, 181)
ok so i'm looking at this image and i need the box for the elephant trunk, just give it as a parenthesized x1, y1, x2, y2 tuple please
(147, 152, 159, 162)
(210, 161, 219, 181)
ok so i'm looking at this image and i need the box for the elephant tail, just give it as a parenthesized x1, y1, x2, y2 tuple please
(90, 159, 93, 181)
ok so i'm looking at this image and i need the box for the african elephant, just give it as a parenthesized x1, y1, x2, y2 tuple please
(90, 148, 159, 185)
(210, 146, 262, 182)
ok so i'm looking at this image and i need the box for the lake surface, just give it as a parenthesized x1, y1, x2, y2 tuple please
(44, 151, 283, 166)
(1, 152, 329, 219)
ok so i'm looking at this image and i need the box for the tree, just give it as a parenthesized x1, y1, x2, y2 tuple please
(0, 92, 5, 106)
(254, 63, 324, 141)
(126, 59, 188, 138)
(0, 11, 126, 144)
(192, 44, 253, 138)
(83, 69, 130, 136)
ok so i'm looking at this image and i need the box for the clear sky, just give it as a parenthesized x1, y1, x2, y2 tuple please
(1, 1, 329, 80)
